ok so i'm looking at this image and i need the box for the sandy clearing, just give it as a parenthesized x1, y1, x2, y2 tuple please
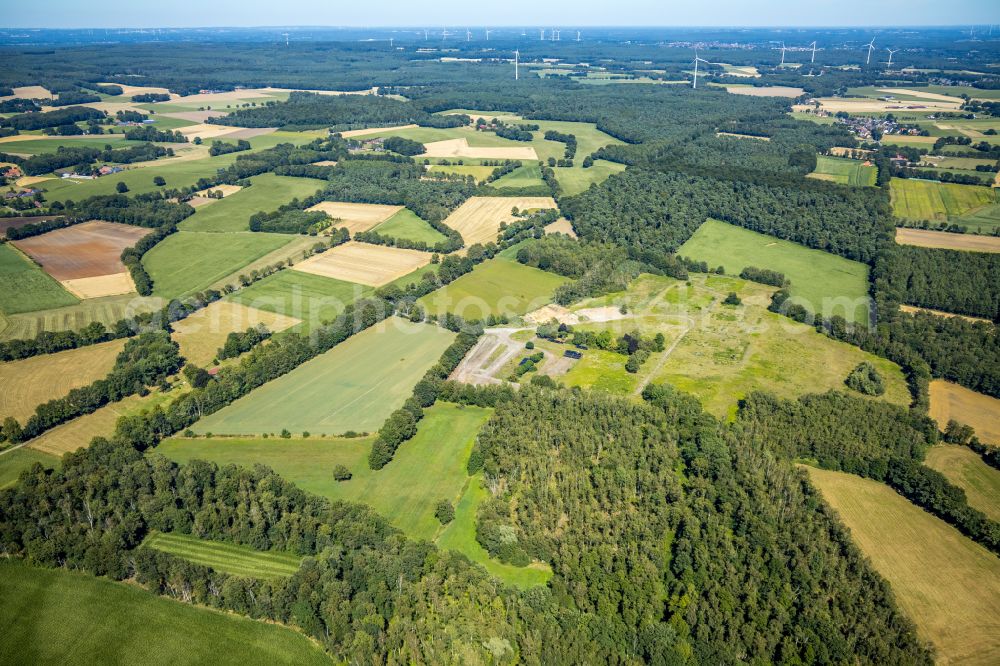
(423, 138, 538, 160)
(13, 220, 152, 281)
(724, 85, 804, 97)
(0, 85, 53, 101)
(524, 304, 577, 326)
(899, 305, 993, 324)
(193, 184, 242, 198)
(160, 109, 229, 122)
(338, 124, 419, 138)
(814, 97, 961, 112)
(544, 217, 577, 238)
(311, 160, 339, 166)
(291, 241, 431, 287)
(876, 88, 966, 104)
(575, 306, 629, 322)
(717, 131, 771, 141)
(443, 196, 557, 247)
(306, 202, 403, 233)
(929, 380, 1000, 445)
(171, 300, 301, 366)
(61, 272, 136, 299)
(895, 227, 1000, 253)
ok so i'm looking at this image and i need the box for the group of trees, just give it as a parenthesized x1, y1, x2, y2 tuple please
(124, 126, 187, 142)
(208, 139, 251, 156)
(217, 324, 272, 360)
(2, 105, 104, 131)
(381, 135, 425, 156)
(543, 129, 577, 159)
(130, 92, 170, 103)
(2, 142, 171, 177)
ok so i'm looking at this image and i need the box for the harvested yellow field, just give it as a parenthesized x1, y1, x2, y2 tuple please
(0, 85, 53, 100)
(899, 304, 992, 324)
(15, 175, 54, 187)
(443, 196, 557, 247)
(895, 228, 1000, 253)
(829, 146, 874, 157)
(339, 124, 418, 138)
(929, 380, 1000, 445)
(310, 160, 339, 166)
(877, 88, 966, 104)
(422, 138, 538, 160)
(0, 338, 126, 423)
(102, 83, 174, 98)
(171, 300, 301, 366)
(925, 445, 1000, 522)
(716, 131, 770, 141)
(172, 89, 275, 105)
(159, 110, 227, 122)
(292, 241, 431, 287)
(724, 85, 804, 97)
(544, 218, 577, 238)
(306, 202, 403, 233)
(193, 184, 242, 198)
(177, 123, 261, 141)
(807, 466, 1000, 665)
(61, 272, 136, 299)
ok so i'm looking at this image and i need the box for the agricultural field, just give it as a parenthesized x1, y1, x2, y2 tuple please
(306, 201, 403, 234)
(159, 403, 549, 587)
(226, 270, 371, 332)
(442, 196, 557, 247)
(0, 560, 330, 666)
(190, 320, 455, 436)
(13, 220, 151, 298)
(677, 219, 870, 323)
(0, 243, 78, 315)
(890, 178, 998, 224)
(0, 448, 58, 490)
(0, 338, 125, 423)
(806, 467, 1000, 665)
(291, 241, 431, 287)
(522, 273, 907, 416)
(929, 380, 1000, 445)
(492, 163, 545, 188)
(0, 293, 164, 342)
(924, 446, 1000, 522)
(143, 532, 303, 579)
(144, 230, 293, 299)
(427, 164, 495, 182)
(170, 300, 301, 365)
(418, 256, 569, 320)
(181, 174, 323, 233)
(807, 155, 877, 186)
(0, 135, 129, 154)
(895, 227, 1000, 253)
(369, 208, 448, 244)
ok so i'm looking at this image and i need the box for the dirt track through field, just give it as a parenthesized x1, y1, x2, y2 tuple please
(13, 221, 152, 281)
(895, 227, 1000, 253)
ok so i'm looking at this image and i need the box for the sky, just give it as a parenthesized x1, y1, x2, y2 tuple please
(3, 0, 998, 29)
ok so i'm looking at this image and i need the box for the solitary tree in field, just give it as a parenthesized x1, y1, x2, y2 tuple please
(115, 181, 128, 193)
(153, 176, 166, 186)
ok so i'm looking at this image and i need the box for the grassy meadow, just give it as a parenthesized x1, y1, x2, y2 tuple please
(144, 231, 293, 299)
(890, 178, 998, 223)
(370, 208, 448, 244)
(808, 155, 877, 186)
(227, 270, 372, 332)
(418, 256, 568, 321)
(0, 244, 78, 314)
(0, 560, 330, 665)
(143, 531, 303, 579)
(190, 320, 455, 436)
(806, 466, 1000, 665)
(181, 173, 323, 233)
(0, 448, 58, 490)
(924, 445, 1000, 522)
(677, 219, 870, 323)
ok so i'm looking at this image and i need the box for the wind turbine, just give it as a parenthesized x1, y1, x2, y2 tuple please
(809, 40, 817, 63)
(282, 32, 289, 47)
(885, 48, 898, 69)
(692, 52, 710, 89)
(423, 29, 428, 41)
(466, 29, 471, 42)
(389, 37, 394, 48)
(514, 50, 519, 80)
(441, 28, 450, 41)
(779, 42, 788, 66)
(576, 30, 581, 42)
(865, 35, 877, 65)
(485, 28, 492, 41)
(539, 28, 545, 41)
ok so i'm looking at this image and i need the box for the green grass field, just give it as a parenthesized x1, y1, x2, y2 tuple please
(677, 219, 870, 323)
(34, 131, 316, 201)
(143, 531, 303, 579)
(369, 208, 448, 245)
(227, 270, 372, 332)
(418, 256, 568, 321)
(924, 445, 1000, 522)
(0, 560, 330, 665)
(144, 230, 293, 299)
(0, 244, 78, 315)
(0, 293, 163, 341)
(427, 164, 495, 182)
(890, 178, 998, 224)
(808, 155, 877, 186)
(806, 466, 1000, 664)
(0, 448, 58, 489)
(493, 163, 545, 188)
(191, 320, 455, 436)
(790, 111, 837, 125)
(159, 403, 550, 587)
(0, 135, 128, 154)
(182, 173, 323, 233)
(555, 159, 626, 196)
